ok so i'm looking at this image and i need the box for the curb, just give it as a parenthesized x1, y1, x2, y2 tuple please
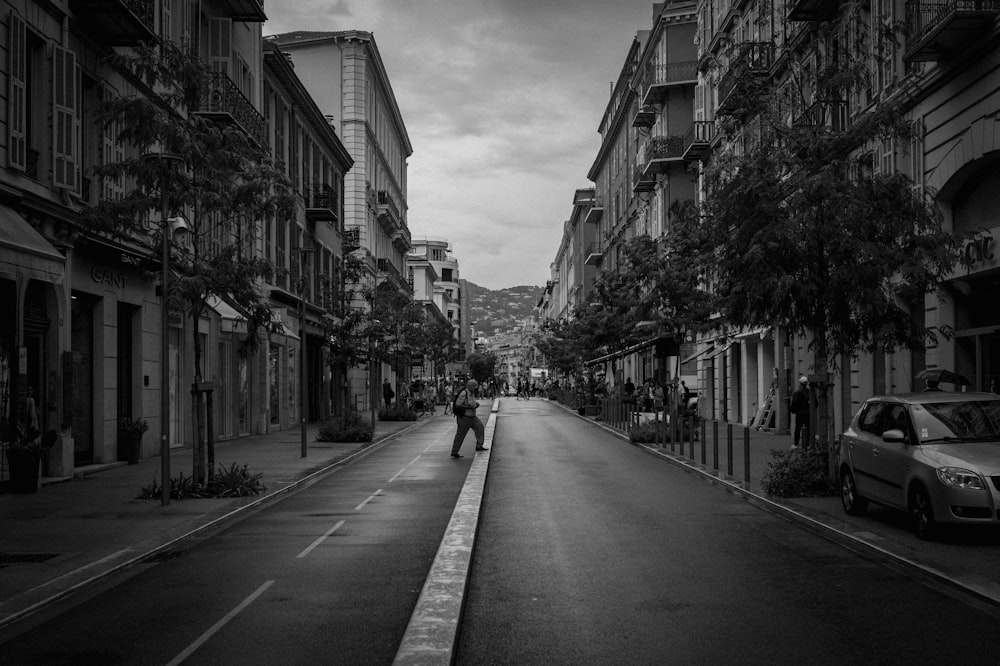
(0, 419, 430, 632)
(393, 399, 500, 665)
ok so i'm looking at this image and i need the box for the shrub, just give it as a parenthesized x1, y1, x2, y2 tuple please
(137, 463, 266, 500)
(760, 448, 837, 498)
(629, 421, 694, 443)
(377, 405, 418, 422)
(316, 411, 373, 442)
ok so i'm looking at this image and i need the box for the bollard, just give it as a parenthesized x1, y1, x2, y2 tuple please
(698, 417, 705, 465)
(686, 415, 693, 459)
(712, 420, 719, 472)
(727, 423, 734, 477)
(744, 427, 751, 484)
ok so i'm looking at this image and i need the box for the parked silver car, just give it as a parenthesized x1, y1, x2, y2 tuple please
(839, 392, 1000, 539)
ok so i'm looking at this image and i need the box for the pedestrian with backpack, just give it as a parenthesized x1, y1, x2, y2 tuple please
(451, 379, 487, 458)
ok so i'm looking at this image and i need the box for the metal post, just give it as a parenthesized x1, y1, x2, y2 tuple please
(160, 178, 170, 507)
(712, 420, 719, 472)
(744, 426, 751, 484)
(727, 423, 734, 477)
(698, 416, 705, 465)
(298, 247, 314, 459)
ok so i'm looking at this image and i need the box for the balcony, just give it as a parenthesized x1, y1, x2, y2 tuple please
(376, 190, 401, 230)
(787, 0, 839, 20)
(217, 0, 267, 22)
(716, 42, 775, 117)
(342, 227, 361, 252)
(377, 257, 412, 294)
(633, 163, 656, 193)
(643, 135, 686, 174)
(195, 72, 267, 148)
(682, 121, 717, 161)
(904, 0, 1000, 62)
(641, 60, 698, 107)
(71, 0, 156, 45)
(632, 106, 657, 128)
(305, 182, 338, 224)
(584, 242, 604, 266)
(585, 198, 604, 225)
(391, 225, 412, 253)
(793, 100, 848, 132)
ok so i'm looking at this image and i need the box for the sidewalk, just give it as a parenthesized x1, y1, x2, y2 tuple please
(0, 416, 425, 630)
(565, 401, 1000, 608)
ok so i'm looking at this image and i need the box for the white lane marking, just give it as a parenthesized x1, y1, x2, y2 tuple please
(165, 580, 274, 666)
(355, 489, 382, 511)
(296, 520, 346, 559)
(389, 456, 421, 483)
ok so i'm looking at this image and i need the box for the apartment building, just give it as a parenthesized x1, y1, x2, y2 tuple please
(266, 30, 413, 410)
(0, 0, 280, 478)
(408, 236, 464, 351)
(687, 0, 1000, 433)
(261, 39, 353, 431)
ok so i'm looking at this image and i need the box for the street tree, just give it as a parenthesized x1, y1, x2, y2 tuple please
(690, 22, 966, 451)
(466, 353, 497, 387)
(88, 39, 296, 482)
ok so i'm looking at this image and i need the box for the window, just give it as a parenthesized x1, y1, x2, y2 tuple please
(52, 45, 79, 192)
(858, 402, 886, 435)
(441, 268, 453, 282)
(209, 17, 232, 75)
(8, 11, 27, 171)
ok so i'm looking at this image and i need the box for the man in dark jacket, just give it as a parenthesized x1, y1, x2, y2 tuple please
(791, 376, 810, 450)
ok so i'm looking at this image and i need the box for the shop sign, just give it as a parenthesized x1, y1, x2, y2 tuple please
(91, 265, 125, 288)
(964, 230, 995, 266)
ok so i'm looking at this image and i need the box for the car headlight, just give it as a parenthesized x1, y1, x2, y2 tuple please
(937, 467, 986, 490)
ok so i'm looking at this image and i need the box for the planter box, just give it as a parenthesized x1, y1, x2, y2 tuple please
(117, 433, 142, 464)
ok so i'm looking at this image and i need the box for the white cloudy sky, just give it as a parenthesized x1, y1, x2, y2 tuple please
(264, 0, 659, 290)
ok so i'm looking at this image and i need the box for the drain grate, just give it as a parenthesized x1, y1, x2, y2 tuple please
(140, 550, 181, 564)
(0, 553, 60, 564)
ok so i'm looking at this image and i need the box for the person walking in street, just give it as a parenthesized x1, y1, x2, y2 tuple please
(423, 382, 438, 415)
(382, 378, 394, 409)
(791, 375, 810, 450)
(451, 379, 486, 458)
(443, 382, 454, 414)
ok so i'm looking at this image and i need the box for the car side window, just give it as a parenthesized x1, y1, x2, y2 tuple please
(858, 402, 885, 435)
(883, 405, 911, 441)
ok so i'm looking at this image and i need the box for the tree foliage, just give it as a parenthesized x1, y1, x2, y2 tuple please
(466, 352, 497, 385)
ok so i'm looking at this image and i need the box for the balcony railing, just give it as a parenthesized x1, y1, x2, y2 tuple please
(376, 190, 401, 229)
(904, 0, 1000, 61)
(305, 182, 338, 223)
(793, 100, 849, 132)
(195, 72, 267, 148)
(377, 257, 412, 294)
(717, 42, 775, 117)
(585, 198, 604, 225)
(632, 106, 657, 128)
(218, 0, 267, 22)
(342, 227, 361, 252)
(584, 242, 604, 266)
(633, 164, 655, 193)
(642, 60, 698, 106)
(682, 121, 717, 161)
(786, 0, 839, 21)
(71, 0, 156, 45)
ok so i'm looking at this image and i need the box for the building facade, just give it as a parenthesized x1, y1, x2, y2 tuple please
(266, 31, 414, 413)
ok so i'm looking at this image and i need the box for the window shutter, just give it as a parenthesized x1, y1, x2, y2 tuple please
(53, 45, 79, 191)
(8, 11, 26, 170)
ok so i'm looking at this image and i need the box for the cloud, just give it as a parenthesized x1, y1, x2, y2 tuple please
(265, 0, 658, 290)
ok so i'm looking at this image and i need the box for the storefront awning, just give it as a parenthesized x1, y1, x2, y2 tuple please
(584, 336, 678, 367)
(703, 343, 732, 361)
(207, 296, 247, 333)
(681, 345, 715, 364)
(0, 206, 65, 283)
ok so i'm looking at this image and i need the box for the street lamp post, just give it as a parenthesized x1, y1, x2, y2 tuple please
(297, 246, 315, 458)
(151, 151, 185, 507)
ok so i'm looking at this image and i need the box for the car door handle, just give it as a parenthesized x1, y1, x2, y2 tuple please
(872, 447, 880, 456)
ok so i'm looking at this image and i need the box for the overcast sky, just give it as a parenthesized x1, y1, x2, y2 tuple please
(264, 0, 659, 290)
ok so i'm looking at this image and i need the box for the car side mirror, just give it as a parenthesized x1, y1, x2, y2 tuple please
(882, 428, 908, 443)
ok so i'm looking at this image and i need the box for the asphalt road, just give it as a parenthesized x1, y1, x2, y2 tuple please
(0, 417, 471, 665)
(457, 399, 1000, 665)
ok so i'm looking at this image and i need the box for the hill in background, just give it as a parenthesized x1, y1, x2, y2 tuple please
(466, 282, 541, 338)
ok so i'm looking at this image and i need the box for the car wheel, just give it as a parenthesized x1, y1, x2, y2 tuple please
(910, 485, 936, 540)
(840, 468, 868, 516)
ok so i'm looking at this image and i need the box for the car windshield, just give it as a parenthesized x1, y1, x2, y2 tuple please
(912, 400, 1000, 442)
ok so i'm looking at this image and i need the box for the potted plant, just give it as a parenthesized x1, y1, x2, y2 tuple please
(4, 422, 56, 493)
(117, 416, 149, 464)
